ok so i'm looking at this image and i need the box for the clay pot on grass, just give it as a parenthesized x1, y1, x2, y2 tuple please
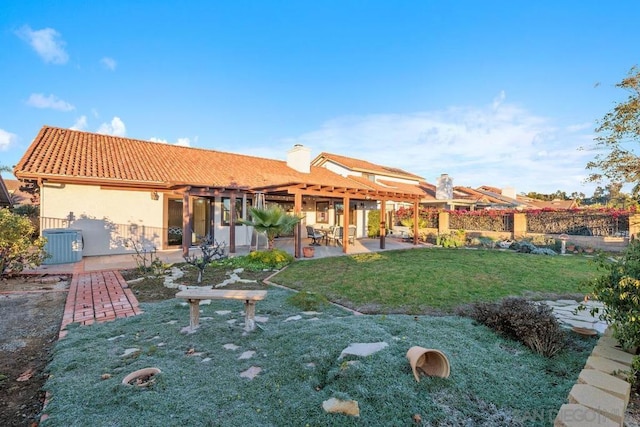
(406, 346, 450, 381)
(303, 246, 315, 258)
(122, 367, 161, 387)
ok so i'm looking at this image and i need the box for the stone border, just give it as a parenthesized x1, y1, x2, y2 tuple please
(555, 328, 634, 426)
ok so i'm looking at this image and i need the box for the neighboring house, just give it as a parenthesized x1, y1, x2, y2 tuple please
(516, 196, 579, 210)
(0, 176, 12, 208)
(3, 178, 35, 206)
(14, 127, 423, 257)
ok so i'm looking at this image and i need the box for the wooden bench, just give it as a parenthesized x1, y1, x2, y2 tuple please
(175, 289, 267, 332)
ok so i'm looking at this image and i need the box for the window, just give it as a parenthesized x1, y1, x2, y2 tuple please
(222, 197, 243, 226)
(316, 201, 329, 223)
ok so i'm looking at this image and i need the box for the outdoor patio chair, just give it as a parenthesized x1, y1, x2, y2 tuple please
(347, 225, 356, 244)
(306, 225, 325, 246)
(327, 226, 342, 246)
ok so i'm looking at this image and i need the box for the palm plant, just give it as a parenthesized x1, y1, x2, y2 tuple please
(239, 206, 301, 250)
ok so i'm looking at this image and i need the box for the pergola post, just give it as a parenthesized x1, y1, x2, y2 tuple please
(181, 191, 191, 257)
(229, 192, 236, 254)
(413, 199, 419, 245)
(380, 200, 386, 249)
(294, 192, 302, 258)
(342, 196, 350, 253)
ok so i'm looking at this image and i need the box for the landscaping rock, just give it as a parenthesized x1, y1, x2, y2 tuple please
(223, 343, 239, 350)
(239, 366, 262, 380)
(339, 342, 388, 359)
(322, 398, 360, 417)
(238, 351, 255, 360)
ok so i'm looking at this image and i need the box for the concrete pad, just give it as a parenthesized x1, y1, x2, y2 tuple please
(554, 403, 619, 427)
(578, 369, 631, 405)
(598, 336, 621, 348)
(585, 356, 632, 380)
(591, 345, 635, 366)
(568, 384, 626, 425)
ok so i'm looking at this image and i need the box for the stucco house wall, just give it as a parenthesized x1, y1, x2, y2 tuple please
(41, 183, 164, 256)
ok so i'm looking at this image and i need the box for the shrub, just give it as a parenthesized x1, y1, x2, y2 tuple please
(466, 297, 566, 357)
(367, 210, 381, 237)
(286, 291, 329, 311)
(579, 241, 640, 350)
(436, 229, 466, 248)
(224, 249, 293, 271)
(0, 208, 47, 277)
(183, 236, 227, 283)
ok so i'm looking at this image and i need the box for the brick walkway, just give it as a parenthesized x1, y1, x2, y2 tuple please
(60, 271, 142, 338)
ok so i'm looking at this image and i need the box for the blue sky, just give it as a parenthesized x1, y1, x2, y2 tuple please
(1, 1, 638, 195)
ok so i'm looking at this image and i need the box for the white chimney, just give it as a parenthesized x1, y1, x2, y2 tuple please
(287, 144, 311, 173)
(502, 186, 516, 199)
(436, 173, 453, 200)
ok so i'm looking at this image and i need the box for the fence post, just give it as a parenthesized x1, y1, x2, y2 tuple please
(513, 212, 527, 239)
(439, 211, 450, 235)
(629, 214, 640, 240)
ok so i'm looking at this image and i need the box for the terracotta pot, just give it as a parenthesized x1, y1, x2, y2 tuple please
(303, 246, 315, 258)
(122, 367, 161, 386)
(406, 346, 450, 381)
(571, 326, 598, 336)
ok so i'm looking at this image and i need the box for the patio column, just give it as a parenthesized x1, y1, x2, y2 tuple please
(294, 192, 302, 258)
(380, 200, 386, 249)
(181, 191, 191, 257)
(413, 199, 419, 245)
(229, 192, 236, 254)
(342, 196, 350, 253)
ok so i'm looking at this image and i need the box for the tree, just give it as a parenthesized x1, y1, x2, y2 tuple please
(587, 66, 640, 194)
(0, 209, 47, 277)
(238, 206, 301, 250)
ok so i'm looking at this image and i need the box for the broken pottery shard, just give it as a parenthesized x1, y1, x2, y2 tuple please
(322, 398, 360, 417)
(240, 366, 262, 379)
(223, 343, 239, 350)
(339, 342, 388, 359)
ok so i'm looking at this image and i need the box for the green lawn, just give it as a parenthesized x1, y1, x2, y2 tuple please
(271, 248, 599, 313)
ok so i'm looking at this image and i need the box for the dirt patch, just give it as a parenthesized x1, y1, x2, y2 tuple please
(0, 275, 68, 426)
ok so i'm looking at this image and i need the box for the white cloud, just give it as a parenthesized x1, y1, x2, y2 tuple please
(284, 95, 596, 194)
(26, 93, 74, 111)
(97, 117, 126, 136)
(566, 122, 593, 132)
(101, 57, 117, 70)
(16, 25, 68, 64)
(150, 136, 191, 147)
(0, 129, 17, 151)
(70, 116, 88, 130)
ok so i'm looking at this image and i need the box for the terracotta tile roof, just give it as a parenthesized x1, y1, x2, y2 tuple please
(2, 179, 33, 205)
(14, 126, 421, 199)
(518, 198, 578, 210)
(312, 152, 425, 181)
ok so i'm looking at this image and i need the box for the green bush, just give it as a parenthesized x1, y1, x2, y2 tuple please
(286, 291, 329, 311)
(222, 249, 293, 271)
(466, 297, 566, 357)
(580, 241, 640, 350)
(367, 210, 381, 237)
(0, 208, 47, 277)
(436, 229, 466, 248)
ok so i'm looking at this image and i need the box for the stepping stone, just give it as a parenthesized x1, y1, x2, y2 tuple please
(284, 315, 302, 322)
(107, 334, 126, 341)
(339, 342, 388, 359)
(302, 311, 321, 315)
(215, 310, 232, 315)
(238, 351, 255, 360)
(166, 320, 178, 325)
(201, 317, 214, 321)
(554, 403, 618, 427)
(120, 348, 140, 357)
(223, 343, 239, 350)
(157, 343, 166, 347)
(591, 345, 634, 366)
(227, 319, 237, 325)
(578, 369, 631, 405)
(202, 358, 212, 363)
(568, 384, 625, 425)
(308, 317, 320, 321)
(585, 356, 632, 379)
(240, 366, 262, 380)
(254, 316, 269, 323)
